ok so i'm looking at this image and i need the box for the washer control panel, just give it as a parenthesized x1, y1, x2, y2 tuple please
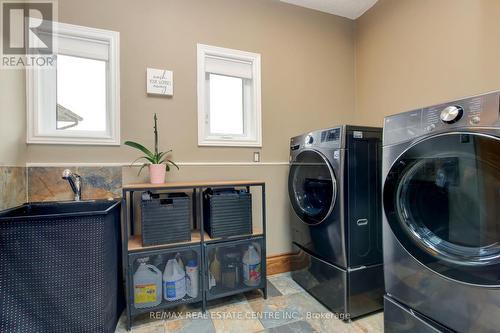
(384, 91, 500, 146)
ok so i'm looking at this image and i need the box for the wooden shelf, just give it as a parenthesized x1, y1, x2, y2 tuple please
(128, 230, 202, 252)
(123, 180, 265, 191)
(204, 227, 263, 242)
(128, 227, 264, 252)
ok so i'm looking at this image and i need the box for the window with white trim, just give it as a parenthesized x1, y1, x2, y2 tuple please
(27, 22, 120, 145)
(197, 44, 261, 147)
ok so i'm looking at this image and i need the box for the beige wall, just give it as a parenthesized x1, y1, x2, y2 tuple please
(3, 0, 500, 255)
(355, 0, 500, 126)
(24, 0, 355, 163)
(0, 0, 356, 255)
(3, 0, 500, 254)
(0, 70, 26, 166)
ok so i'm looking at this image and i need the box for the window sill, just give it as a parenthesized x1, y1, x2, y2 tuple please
(198, 139, 262, 148)
(27, 136, 121, 146)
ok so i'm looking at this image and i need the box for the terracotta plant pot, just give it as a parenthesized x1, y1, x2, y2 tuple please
(149, 164, 166, 184)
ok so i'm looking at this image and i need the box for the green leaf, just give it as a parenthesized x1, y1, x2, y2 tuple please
(130, 156, 150, 166)
(132, 155, 156, 164)
(166, 159, 180, 170)
(165, 164, 170, 172)
(137, 163, 149, 176)
(156, 151, 167, 163)
(124, 141, 154, 159)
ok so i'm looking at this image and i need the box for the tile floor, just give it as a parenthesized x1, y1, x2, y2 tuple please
(116, 273, 383, 333)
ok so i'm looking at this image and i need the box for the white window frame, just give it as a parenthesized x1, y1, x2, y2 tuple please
(197, 44, 262, 147)
(26, 22, 120, 145)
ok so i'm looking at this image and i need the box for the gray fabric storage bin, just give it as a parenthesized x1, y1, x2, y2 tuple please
(203, 188, 252, 238)
(141, 192, 191, 246)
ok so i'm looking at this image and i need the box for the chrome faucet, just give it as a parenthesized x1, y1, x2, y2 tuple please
(62, 169, 82, 201)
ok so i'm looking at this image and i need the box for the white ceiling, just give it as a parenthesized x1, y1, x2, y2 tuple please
(280, 0, 378, 20)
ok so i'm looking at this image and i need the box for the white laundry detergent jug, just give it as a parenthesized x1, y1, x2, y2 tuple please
(243, 245, 261, 286)
(133, 262, 162, 308)
(175, 252, 184, 268)
(185, 259, 199, 298)
(163, 258, 186, 301)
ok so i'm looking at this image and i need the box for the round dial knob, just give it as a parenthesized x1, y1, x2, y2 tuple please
(470, 116, 481, 124)
(305, 135, 314, 144)
(425, 124, 436, 132)
(440, 105, 464, 124)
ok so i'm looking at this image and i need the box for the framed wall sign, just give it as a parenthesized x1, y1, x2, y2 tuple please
(146, 68, 173, 96)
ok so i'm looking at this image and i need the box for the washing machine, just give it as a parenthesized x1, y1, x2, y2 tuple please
(288, 125, 384, 320)
(382, 91, 500, 332)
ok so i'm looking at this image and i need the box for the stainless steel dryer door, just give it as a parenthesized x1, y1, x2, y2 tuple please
(384, 132, 500, 286)
(288, 149, 337, 225)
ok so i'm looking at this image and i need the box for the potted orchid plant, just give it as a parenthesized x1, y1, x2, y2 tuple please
(124, 113, 179, 184)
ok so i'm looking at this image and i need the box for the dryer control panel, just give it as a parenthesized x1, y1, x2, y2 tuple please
(290, 127, 342, 152)
(307, 127, 341, 149)
(383, 91, 500, 146)
(320, 128, 341, 143)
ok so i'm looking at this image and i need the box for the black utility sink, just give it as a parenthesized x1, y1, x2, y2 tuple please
(0, 199, 120, 220)
(0, 199, 123, 333)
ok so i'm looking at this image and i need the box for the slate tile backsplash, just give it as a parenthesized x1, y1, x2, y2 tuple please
(28, 166, 122, 202)
(0, 166, 27, 210)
